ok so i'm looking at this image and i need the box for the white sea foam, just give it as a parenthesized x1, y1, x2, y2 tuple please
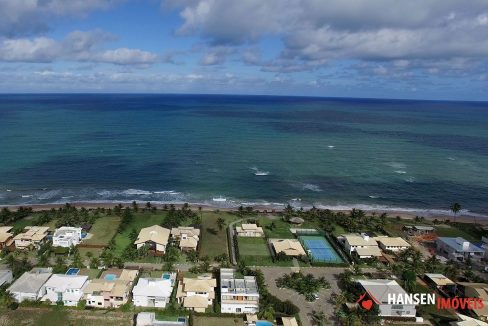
(405, 177, 415, 183)
(327, 145, 335, 149)
(21, 195, 33, 198)
(302, 183, 322, 192)
(122, 189, 153, 196)
(368, 195, 380, 199)
(395, 170, 407, 174)
(386, 162, 407, 169)
(154, 191, 180, 195)
(447, 157, 456, 161)
(37, 190, 61, 200)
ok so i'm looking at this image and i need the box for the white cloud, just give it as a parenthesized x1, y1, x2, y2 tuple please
(0, 30, 159, 65)
(0, 0, 124, 36)
(168, 0, 488, 72)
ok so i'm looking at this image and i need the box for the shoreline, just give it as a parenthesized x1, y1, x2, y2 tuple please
(1, 200, 486, 225)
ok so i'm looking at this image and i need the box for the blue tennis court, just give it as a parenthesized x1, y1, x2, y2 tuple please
(299, 235, 343, 263)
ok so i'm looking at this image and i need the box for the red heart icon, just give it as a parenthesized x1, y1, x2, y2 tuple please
(361, 299, 373, 310)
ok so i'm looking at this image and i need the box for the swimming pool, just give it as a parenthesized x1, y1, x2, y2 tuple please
(299, 235, 343, 263)
(162, 273, 171, 280)
(104, 274, 117, 281)
(256, 321, 273, 326)
(66, 268, 80, 275)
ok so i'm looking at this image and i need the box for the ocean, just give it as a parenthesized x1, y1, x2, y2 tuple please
(0, 94, 487, 217)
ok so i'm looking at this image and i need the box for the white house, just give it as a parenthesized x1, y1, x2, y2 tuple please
(436, 237, 484, 262)
(134, 225, 170, 254)
(339, 233, 382, 259)
(52, 227, 82, 248)
(357, 279, 417, 318)
(42, 274, 89, 306)
(374, 236, 411, 252)
(176, 274, 217, 312)
(7, 268, 52, 302)
(132, 273, 175, 308)
(0, 269, 13, 287)
(220, 268, 259, 314)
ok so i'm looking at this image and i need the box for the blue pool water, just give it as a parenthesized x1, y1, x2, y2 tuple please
(162, 273, 171, 280)
(66, 268, 80, 275)
(299, 235, 343, 263)
(105, 274, 117, 281)
(256, 321, 273, 326)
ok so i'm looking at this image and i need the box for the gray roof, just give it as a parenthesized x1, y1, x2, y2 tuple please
(7, 269, 52, 294)
(437, 237, 484, 253)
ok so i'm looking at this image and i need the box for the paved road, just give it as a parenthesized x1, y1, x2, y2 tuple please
(227, 217, 246, 265)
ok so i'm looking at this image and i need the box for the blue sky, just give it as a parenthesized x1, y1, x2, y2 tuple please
(0, 0, 487, 100)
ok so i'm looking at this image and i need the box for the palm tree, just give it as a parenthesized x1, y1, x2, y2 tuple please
(217, 217, 225, 230)
(450, 202, 461, 223)
(310, 310, 328, 326)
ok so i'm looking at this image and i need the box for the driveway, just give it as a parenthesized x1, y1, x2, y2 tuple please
(259, 267, 349, 326)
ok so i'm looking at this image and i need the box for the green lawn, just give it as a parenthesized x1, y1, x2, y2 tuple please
(238, 237, 270, 256)
(112, 211, 168, 255)
(199, 211, 237, 259)
(435, 224, 481, 241)
(192, 316, 244, 326)
(251, 216, 320, 239)
(78, 268, 102, 279)
(83, 215, 121, 246)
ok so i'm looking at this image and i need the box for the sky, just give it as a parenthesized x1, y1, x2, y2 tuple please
(0, 0, 487, 100)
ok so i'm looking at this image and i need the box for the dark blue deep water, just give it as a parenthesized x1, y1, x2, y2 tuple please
(0, 94, 487, 216)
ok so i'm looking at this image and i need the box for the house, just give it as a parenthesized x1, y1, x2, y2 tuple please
(449, 313, 488, 326)
(456, 283, 488, 321)
(171, 227, 200, 251)
(0, 226, 13, 249)
(424, 273, 455, 290)
(357, 279, 416, 318)
(235, 224, 264, 237)
(375, 236, 411, 252)
(220, 268, 259, 314)
(84, 269, 139, 308)
(42, 274, 88, 306)
(270, 239, 306, 256)
(0, 269, 13, 287)
(280, 317, 300, 326)
(136, 312, 187, 326)
(482, 237, 488, 259)
(436, 237, 484, 262)
(288, 217, 304, 226)
(339, 233, 382, 259)
(52, 227, 82, 248)
(134, 225, 170, 254)
(13, 226, 49, 249)
(7, 268, 53, 302)
(403, 225, 435, 236)
(176, 274, 217, 312)
(132, 273, 176, 308)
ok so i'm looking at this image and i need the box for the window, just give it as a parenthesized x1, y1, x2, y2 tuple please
(236, 308, 241, 313)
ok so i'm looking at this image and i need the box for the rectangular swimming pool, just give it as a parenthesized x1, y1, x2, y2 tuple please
(299, 235, 343, 263)
(66, 268, 80, 275)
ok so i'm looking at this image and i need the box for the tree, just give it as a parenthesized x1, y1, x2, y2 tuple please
(129, 228, 139, 243)
(450, 202, 461, 223)
(402, 270, 417, 292)
(132, 201, 139, 212)
(310, 310, 328, 326)
(217, 217, 225, 230)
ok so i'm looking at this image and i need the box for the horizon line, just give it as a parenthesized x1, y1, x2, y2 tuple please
(0, 92, 487, 104)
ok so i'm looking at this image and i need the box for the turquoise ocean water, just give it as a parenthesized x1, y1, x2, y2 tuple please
(0, 94, 487, 217)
